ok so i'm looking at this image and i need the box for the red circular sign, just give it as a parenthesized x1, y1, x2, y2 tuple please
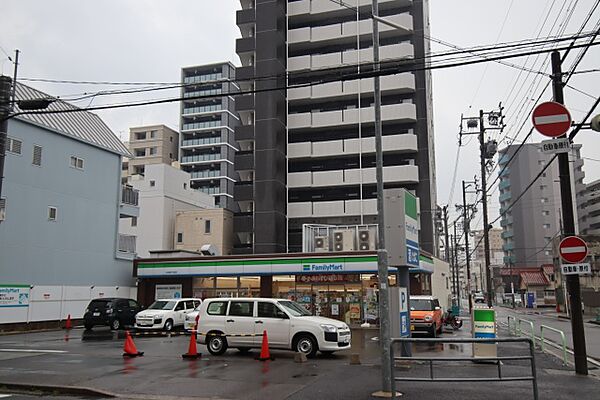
(559, 236, 588, 264)
(532, 101, 572, 138)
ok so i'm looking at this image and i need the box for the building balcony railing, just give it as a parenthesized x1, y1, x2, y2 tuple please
(499, 191, 512, 202)
(182, 104, 222, 115)
(182, 120, 223, 131)
(183, 72, 223, 85)
(181, 153, 222, 163)
(501, 230, 513, 239)
(118, 234, 136, 254)
(181, 136, 222, 147)
(121, 185, 139, 206)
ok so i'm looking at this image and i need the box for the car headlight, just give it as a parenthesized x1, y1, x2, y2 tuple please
(424, 315, 433, 322)
(320, 324, 337, 333)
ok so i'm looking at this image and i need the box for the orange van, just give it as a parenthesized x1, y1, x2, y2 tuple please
(410, 295, 443, 337)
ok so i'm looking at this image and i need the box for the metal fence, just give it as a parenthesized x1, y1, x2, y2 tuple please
(121, 185, 139, 206)
(390, 337, 538, 400)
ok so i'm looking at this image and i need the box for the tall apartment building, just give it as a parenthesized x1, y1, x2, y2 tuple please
(578, 178, 600, 235)
(498, 143, 585, 268)
(180, 62, 239, 211)
(234, 0, 436, 255)
(124, 125, 178, 181)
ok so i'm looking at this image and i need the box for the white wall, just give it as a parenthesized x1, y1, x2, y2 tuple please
(431, 258, 452, 310)
(0, 285, 137, 324)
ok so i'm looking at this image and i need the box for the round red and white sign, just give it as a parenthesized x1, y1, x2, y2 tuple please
(559, 236, 588, 264)
(532, 101, 572, 138)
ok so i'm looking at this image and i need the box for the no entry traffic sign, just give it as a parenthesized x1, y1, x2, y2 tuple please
(532, 101, 572, 138)
(559, 236, 588, 264)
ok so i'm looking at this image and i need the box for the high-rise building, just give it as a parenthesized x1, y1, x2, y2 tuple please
(234, 0, 437, 255)
(578, 178, 600, 235)
(180, 62, 239, 211)
(498, 143, 585, 268)
(123, 124, 178, 182)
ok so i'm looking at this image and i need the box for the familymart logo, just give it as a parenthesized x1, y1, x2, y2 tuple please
(302, 263, 344, 272)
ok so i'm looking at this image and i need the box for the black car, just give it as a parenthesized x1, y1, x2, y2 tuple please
(83, 298, 141, 330)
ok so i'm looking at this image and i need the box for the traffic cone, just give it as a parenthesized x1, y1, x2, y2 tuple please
(122, 330, 144, 357)
(182, 331, 201, 359)
(255, 330, 273, 361)
(64, 314, 72, 330)
(556, 303, 561, 313)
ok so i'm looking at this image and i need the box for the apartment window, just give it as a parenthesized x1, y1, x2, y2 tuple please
(542, 210, 550, 216)
(131, 217, 137, 227)
(183, 183, 187, 190)
(541, 198, 548, 203)
(134, 132, 147, 140)
(170, 136, 173, 143)
(134, 149, 146, 157)
(32, 145, 42, 166)
(543, 223, 551, 229)
(70, 156, 84, 170)
(540, 184, 547, 191)
(149, 130, 157, 139)
(48, 206, 57, 221)
(6, 137, 22, 155)
(169, 153, 173, 159)
(205, 220, 211, 234)
(177, 232, 183, 243)
(0, 198, 5, 221)
(148, 147, 157, 156)
(545, 250, 552, 256)
(544, 236, 552, 242)
(149, 180, 156, 187)
(538, 160, 546, 166)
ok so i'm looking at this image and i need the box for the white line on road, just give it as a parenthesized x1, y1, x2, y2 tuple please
(0, 348, 67, 354)
(0, 395, 12, 398)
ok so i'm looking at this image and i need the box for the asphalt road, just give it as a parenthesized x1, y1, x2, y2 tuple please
(496, 306, 600, 362)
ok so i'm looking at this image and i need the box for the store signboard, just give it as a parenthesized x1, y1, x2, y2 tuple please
(155, 284, 182, 300)
(384, 189, 420, 267)
(295, 274, 361, 284)
(0, 285, 29, 308)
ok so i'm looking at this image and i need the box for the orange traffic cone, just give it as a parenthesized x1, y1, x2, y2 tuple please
(123, 330, 144, 357)
(182, 331, 201, 359)
(255, 330, 273, 361)
(64, 314, 72, 330)
(556, 303, 561, 313)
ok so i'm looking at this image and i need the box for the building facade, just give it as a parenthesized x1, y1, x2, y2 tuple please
(0, 83, 136, 325)
(180, 62, 239, 211)
(123, 124, 179, 181)
(235, 0, 436, 255)
(578, 178, 600, 235)
(119, 164, 215, 258)
(498, 143, 585, 268)
(175, 208, 234, 256)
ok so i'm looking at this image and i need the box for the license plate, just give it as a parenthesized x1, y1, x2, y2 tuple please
(410, 325, 415, 331)
(93, 312, 100, 317)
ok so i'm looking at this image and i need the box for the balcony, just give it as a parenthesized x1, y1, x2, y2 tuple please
(287, 198, 379, 218)
(499, 180, 510, 190)
(499, 191, 512, 202)
(236, 8, 255, 26)
(236, 36, 255, 54)
(502, 243, 514, 251)
(235, 125, 254, 141)
(288, 134, 417, 159)
(118, 234, 136, 255)
(500, 216, 513, 227)
(234, 213, 254, 233)
(234, 182, 254, 202)
(235, 151, 254, 171)
(236, 66, 254, 82)
(288, 165, 418, 188)
(235, 93, 254, 112)
(120, 185, 139, 218)
(503, 255, 516, 264)
(501, 230, 513, 239)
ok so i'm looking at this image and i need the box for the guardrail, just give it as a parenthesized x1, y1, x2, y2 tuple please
(390, 337, 538, 400)
(540, 325, 568, 365)
(517, 318, 536, 343)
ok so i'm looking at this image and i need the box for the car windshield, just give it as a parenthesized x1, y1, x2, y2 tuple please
(278, 300, 312, 317)
(410, 299, 434, 311)
(147, 300, 176, 310)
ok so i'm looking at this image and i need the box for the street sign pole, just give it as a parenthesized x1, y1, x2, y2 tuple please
(551, 50, 588, 375)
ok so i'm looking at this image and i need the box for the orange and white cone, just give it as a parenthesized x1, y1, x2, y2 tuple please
(64, 314, 72, 330)
(123, 330, 144, 357)
(182, 331, 201, 359)
(255, 330, 274, 361)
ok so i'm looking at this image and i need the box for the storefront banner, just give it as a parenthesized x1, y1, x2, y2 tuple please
(295, 274, 361, 284)
(0, 285, 30, 307)
(138, 256, 381, 277)
(155, 284, 182, 300)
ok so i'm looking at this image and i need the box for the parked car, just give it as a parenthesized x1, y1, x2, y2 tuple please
(196, 297, 351, 358)
(135, 298, 201, 331)
(410, 295, 443, 337)
(474, 292, 485, 303)
(84, 298, 141, 331)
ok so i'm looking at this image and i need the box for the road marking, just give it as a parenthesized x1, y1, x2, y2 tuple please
(0, 395, 12, 398)
(0, 348, 67, 354)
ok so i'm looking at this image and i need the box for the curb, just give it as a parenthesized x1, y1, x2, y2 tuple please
(0, 381, 117, 398)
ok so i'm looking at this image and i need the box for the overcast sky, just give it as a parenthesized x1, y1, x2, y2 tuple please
(2, 0, 599, 228)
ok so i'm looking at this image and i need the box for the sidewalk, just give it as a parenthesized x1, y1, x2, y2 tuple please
(0, 326, 597, 399)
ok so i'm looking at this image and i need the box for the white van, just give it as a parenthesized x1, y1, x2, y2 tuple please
(135, 298, 201, 331)
(195, 298, 351, 358)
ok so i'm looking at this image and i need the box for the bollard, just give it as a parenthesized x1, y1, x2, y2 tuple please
(294, 352, 307, 363)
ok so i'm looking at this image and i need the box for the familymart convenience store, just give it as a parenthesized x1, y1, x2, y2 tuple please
(135, 251, 417, 325)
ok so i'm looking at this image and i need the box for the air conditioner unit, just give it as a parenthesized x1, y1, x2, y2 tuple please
(333, 230, 354, 251)
(358, 229, 375, 250)
(314, 236, 329, 252)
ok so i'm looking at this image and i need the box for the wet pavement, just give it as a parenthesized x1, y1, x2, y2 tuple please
(0, 322, 597, 399)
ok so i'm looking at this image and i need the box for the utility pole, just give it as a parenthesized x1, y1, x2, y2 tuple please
(450, 233, 456, 297)
(461, 180, 473, 313)
(371, 0, 392, 394)
(443, 206, 450, 264)
(479, 109, 493, 308)
(551, 50, 588, 375)
(0, 75, 12, 200)
(453, 222, 460, 304)
(10, 50, 19, 110)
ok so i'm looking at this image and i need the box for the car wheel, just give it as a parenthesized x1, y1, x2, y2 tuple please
(84, 323, 93, 331)
(110, 319, 121, 330)
(294, 334, 318, 358)
(237, 347, 251, 354)
(207, 334, 228, 356)
(164, 319, 174, 332)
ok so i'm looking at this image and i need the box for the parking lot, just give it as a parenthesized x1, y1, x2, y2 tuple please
(0, 324, 598, 400)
